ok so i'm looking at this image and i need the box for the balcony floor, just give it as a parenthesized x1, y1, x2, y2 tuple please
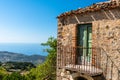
(63, 64, 103, 76)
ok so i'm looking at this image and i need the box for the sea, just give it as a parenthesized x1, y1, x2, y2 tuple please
(0, 43, 48, 56)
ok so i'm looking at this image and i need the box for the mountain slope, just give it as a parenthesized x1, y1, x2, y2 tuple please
(0, 51, 46, 64)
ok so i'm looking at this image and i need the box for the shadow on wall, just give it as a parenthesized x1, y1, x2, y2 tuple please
(75, 77, 87, 80)
(74, 75, 106, 80)
(72, 73, 94, 80)
(92, 74, 106, 80)
(72, 73, 106, 80)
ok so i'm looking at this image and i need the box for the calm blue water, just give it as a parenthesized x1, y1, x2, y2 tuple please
(0, 43, 48, 56)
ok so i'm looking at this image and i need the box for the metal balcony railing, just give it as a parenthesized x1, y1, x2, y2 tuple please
(58, 46, 102, 76)
(57, 46, 120, 80)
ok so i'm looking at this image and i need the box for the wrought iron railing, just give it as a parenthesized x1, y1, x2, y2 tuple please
(57, 46, 120, 80)
(58, 46, 102, 76)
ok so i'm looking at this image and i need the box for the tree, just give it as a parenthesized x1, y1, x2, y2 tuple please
(28, 37, 57, 80)
(41, 37, 57, 68)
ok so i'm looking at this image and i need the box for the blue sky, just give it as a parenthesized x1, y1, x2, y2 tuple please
(0, 0, 107, 43)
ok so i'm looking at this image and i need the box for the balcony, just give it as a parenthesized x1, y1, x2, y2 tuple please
(57, 46, 120, 79)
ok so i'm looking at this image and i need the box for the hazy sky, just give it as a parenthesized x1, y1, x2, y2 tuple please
(0, 0, 106, 43)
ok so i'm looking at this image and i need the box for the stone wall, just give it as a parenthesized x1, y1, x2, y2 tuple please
(60, 24, 77, 47)
(92, 19, 120, 80)
(57, 21, 77, 80)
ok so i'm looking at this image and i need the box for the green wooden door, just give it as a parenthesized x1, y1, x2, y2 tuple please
(77, 24, 92, 64)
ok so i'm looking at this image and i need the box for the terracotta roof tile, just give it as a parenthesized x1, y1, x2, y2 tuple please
(57, 1, 119, 18)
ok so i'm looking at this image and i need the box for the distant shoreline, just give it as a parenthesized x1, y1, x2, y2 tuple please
(0, 51, 47, 56)
(0, 43, 48, 56)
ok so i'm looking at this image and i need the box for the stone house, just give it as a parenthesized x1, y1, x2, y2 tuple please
(57, 0, 120, 80)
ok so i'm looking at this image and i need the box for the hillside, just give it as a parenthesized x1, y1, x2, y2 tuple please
(0, 51, 46, 64)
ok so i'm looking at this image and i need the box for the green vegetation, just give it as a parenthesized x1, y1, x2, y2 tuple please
(28, 37, 57, 80)
(0, 67, 7, 79)
(0, 62, 35, 80)
(2, 72, 27, 80)
(3, 62, 35, 71)
(0, 37, 57, 80)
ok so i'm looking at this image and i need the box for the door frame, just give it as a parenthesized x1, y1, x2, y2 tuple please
(76, 23, 92, 65)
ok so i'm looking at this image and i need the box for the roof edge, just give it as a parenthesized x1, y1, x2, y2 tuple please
(57, 1, 120, 18)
